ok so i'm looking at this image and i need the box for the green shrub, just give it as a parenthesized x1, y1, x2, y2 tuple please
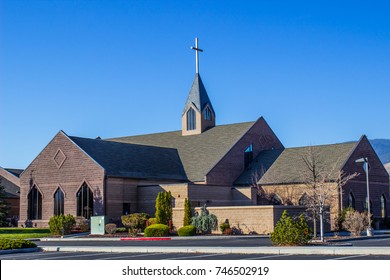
(144, 224, 169, 237)
(48, 214, 76, 236)
(148, 217, 157, 226)
(191, 205, 218, 234)
(178, 225, 196, 236)
(219, 220, 230, 234)
(0, 239, 37, 250)
(270, 210, 312, 246)
(105, 223, 117, 234)
(155, 191, 172, 225)
(116, 227, 127, 233)
(121, 213, 150, 231)
(183, 198, 193, 226)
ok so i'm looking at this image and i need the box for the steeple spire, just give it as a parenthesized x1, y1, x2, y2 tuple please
(191, 37, 203, 74)
(182, 38, 215, 136)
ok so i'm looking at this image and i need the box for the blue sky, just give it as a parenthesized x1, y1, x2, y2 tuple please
(1, 1, 389, 169)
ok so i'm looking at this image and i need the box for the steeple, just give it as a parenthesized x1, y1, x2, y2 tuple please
(182, 38, 215, 136)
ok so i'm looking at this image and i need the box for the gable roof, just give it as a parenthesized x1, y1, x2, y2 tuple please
(235, 142, 358, 185)
(0, 167, 21, 198)
(109, 121, 256, 182)
(69, 136, 187, 181)
(183, 74, 214, 114)
(259, 142, 357, 185)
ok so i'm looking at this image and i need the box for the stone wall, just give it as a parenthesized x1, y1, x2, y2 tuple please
(173, 205, 309, 234)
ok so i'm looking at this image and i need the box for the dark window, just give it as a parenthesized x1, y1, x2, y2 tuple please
(244, 144, 253, 168)
(186, 108, 196, 130)
(28, 186, 42, 220)
(54, 188, 64, 216)
(381, 195, 387, 219)
(76, 183, 94, 219)
(348, 192, 355, 209)
(299, 193, 310, 206)
(204, 107, 212, 121)
(123, 203, 131, 215)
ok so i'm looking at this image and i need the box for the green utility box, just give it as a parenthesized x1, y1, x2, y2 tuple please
(90, 216, 108, 235)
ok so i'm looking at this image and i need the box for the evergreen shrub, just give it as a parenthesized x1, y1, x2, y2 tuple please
(144, 224, 170, 237)
(178, 225, 196, 236)
(155, 191, 172, 225)
(219, 220, 230, 234)
(183, 198, 192, 226)
(0, 239, 37, 250)
(270, 210, 312, 246)
(48, 214, 76, 236)
(148, 218, 157, 226)
(191, 205, 218, 234)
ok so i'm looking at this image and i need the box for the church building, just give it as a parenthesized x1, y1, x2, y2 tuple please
(17, 39, 389, 232)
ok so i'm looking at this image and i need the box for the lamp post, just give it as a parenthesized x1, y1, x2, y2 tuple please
(355, 157, 373, 236)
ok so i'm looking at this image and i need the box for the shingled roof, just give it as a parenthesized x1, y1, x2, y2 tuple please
(235, 142, 358, 185)
(109, 121, 256, 182)
(69, 136, 187, 181)
(183, 74, 215, 114)
(0, 167, 21, 198)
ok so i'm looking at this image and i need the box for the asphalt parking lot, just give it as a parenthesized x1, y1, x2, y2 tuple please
(2, 251, 390, 260)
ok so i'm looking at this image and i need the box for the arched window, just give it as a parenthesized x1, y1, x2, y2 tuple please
(348, 192, 355, 209)
(381, 194, 387, 219)
(186, 108, 196, 130)
(76, 183, 93, 219)
(54, 188, 64, 216)
(271, 194, 282, 205)
(204, 107, 212, 121)
(299, 193, 310, 206)
(28, 185, 42, 220)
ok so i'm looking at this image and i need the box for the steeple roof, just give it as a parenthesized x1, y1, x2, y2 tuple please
(183, 74, 215, 114)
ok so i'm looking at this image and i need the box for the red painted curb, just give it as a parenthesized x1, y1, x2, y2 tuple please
(120, 237, 171, 241)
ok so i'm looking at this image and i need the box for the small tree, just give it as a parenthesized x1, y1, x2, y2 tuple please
(183, 198, 192, 226)
(191, 205, 218, 234)
(0, 179, 11, 227)
(270, 210, 312, 246)
(155, 191, 172, 225)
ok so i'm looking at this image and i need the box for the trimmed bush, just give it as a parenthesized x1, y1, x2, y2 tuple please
(0, 239, 37, 250)
(178, 225, 196, 236)
(121, 213, 150, 231)
(105, 223, 117, 234)
(155, 191, 172, 225)
(48, 214, 76, 236)
(270, 210, 312, 246)
(144, 224, 169, 237)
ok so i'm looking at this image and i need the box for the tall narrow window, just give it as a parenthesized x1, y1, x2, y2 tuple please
(76, 183, 94, 219)
(186, 108, 196, 130)
(28, 186, 42, 220)
(204, 107, 212, 121)
(54, 188, 64, 216)
(244, 144, 253, 168)
(348, 192, 355, 209)
(381, 194, 387, 219)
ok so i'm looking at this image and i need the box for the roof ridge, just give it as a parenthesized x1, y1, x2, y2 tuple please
(285, 141, 357, 150)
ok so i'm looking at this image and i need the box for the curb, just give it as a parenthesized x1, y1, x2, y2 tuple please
(39, 246, 390, 255)
(0, 248, 41, 255)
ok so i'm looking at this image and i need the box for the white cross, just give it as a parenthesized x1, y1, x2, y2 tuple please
(191, 37, 203, 74)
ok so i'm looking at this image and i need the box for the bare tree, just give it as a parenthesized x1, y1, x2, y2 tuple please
(301, 147, 358, 241)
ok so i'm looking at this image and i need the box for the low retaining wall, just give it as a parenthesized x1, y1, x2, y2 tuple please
(173, 205, 309, 234)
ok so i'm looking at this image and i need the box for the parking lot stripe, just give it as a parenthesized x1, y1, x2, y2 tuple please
(38, 252, 114, 260)
(165, 253, 225, 260)
(328, 254, 369, 260)
(241, 254, 293, 260)
(99, 252, 169, 260)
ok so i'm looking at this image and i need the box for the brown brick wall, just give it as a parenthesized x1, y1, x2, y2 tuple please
(206, 117, 284, 186)
(18, 131, 105, 227)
